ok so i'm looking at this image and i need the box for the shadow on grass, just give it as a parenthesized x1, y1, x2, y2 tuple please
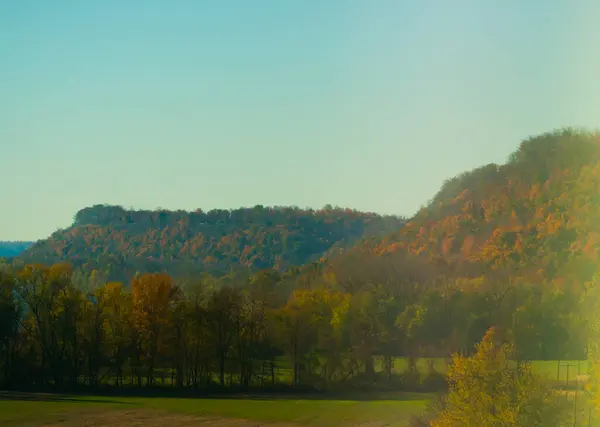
(0, 389, 432, 403)
(0, 391, 132, 405)
(119, 388, 433, 402)
(210, 391, 433, 402)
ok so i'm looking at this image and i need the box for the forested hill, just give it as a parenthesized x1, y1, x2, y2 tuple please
(0, 241, 34, 259)
(331, 128, 600, 292)
(16, 205, 405, 281)
(16, 128, 600, 292)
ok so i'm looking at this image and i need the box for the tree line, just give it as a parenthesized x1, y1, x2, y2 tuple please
(0, 257, 588, 393)
(18, 204, 404, 282)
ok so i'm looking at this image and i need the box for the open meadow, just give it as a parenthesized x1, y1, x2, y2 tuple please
(0, 392, 433, 427)
(0, 358, 592, 427)
(2, 387, 595, 427)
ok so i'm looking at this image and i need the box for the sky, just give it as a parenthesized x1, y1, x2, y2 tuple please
(2, 1, 600, 240)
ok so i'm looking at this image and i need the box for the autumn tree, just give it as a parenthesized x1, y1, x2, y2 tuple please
(179, 275, 216, 388)
(275, 289, 326, 388)
(341, 290, 381, 378)
(98, 282, 131, 386)
(130, 273, 180, 385)
(396, 302, 428, 376)
(430, 327, 570, 427)
(205, 285, 240, 387)
(586, 274, 600, 415)
(15, 263, 82, 388)
(232, 270, 281, 387)
(81, 285, 110, 386)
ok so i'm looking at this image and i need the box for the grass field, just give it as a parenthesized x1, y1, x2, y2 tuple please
(375, 357, 590, 381)
(0, 392, 433, 427)
(0, 358, 590, 426)
(372, 357, 589, 376)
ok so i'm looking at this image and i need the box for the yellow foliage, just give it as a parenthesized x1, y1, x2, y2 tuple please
(431, 328, 570, 427)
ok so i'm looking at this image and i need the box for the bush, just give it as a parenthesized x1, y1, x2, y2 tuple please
(421, 371, 447, 392)
(398, 369, 421, 390)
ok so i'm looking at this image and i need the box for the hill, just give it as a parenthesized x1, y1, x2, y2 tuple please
(15, 128, 600, 293)
(17, 205, 405, 282)
(323, 128, 600, 293)
(4, 128, 598, 397)
(0, 241, 33, 259)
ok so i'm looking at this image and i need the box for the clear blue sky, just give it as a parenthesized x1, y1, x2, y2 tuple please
(2, 1, 600, 240)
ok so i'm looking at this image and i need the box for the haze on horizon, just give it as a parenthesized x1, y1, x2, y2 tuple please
(2, 0, 600, 241)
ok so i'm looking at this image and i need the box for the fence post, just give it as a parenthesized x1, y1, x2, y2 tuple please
(573, 376, 578, 427)
(558, 360, 561, 382)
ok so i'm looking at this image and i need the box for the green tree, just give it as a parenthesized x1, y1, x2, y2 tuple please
(205, 285, 240, 387)
(0, 268, 20, 388)
(100, 282, 131, 386)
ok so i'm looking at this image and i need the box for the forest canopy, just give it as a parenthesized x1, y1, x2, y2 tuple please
(16, 205, 404, 282)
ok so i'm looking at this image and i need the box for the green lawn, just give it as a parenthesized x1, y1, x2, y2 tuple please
(373, 357, 589, 380)
(0, 392, 433, 427)
(0, 359, 589, 426)
(0, 394, 132, 426)
(531, 360, 590, 381)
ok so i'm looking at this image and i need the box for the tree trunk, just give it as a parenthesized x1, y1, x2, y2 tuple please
(271, 359, 275, 385)
(408, 355, 417, 373)
(219, 354, 226, 387)
(383, 355, 393, 380)
(364, 354, 375, 377)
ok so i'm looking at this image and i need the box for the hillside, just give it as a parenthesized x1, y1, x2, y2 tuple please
(17, 205, 405, 281)
(0, 241, 33, 258)
(341, 128, 600, 292)
(16, 128, 600, 292)
(5, 128, 599, 397)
